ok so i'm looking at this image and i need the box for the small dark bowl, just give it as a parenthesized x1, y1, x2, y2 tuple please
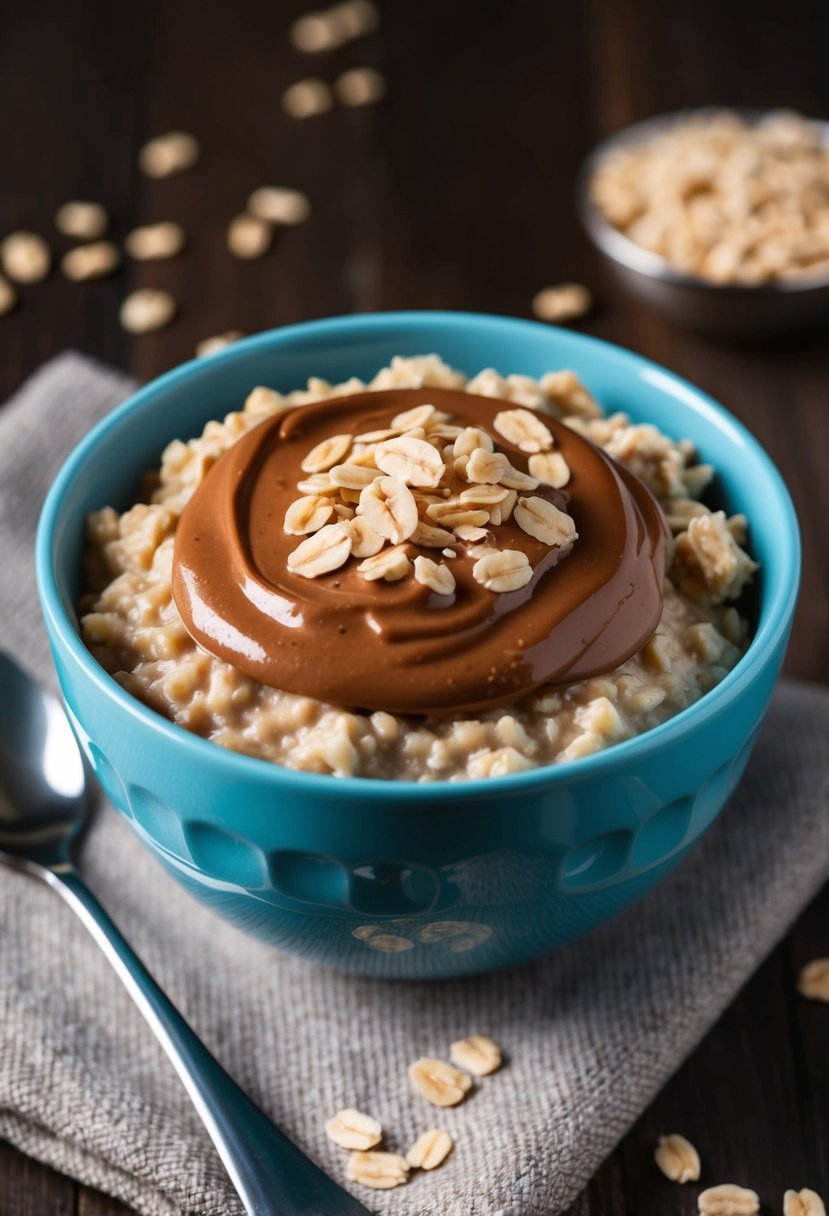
(577, 110, 829, 338)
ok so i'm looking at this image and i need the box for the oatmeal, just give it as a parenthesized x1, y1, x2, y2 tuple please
(590, 108, 829, 285)
(81, 355, 755, 780)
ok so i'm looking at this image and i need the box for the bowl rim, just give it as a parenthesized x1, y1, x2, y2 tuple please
(36, 309, 801, 801)
(576, 106, 829, 295)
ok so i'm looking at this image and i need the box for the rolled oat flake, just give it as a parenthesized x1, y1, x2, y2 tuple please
(282, 79, 333, 120)
(247, 186, 311, 226)
(1, 232, 51, 284)
(61, 242, 121, 281)
(227, 214, 272, 260)
(0, 274, 17, 316)
(55, 200, 108, 239)
(334, 67, 386, 107)
(125, 222, 186, 262)
(138, 130, 200, 178)
(119, 288, 177, 334)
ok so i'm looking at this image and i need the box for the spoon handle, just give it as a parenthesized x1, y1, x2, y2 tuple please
(50, 868, 371, 1216)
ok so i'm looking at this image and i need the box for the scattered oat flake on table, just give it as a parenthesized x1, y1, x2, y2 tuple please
(1, 232, 51, 284)
(195, 331, 244, 358)
(784, 1188, 827, 1216)
(61, 241, 121, 281)
(125, 221, 186, 261)
(247, 186, 311, 226)
(227, 213, 273, 260)
(0, 274, 17, 316)
(532, 282, 593, 323)
(325, 1108, 382, 1151)
(409, 1057, 472, 1107)
(654, 1132, 701, 1183)
(405, 1128, 453, 1170)
(698, 1183, 760, 1215)
(346, 1150, 409, 1190)
(335, 67, 386, 107)
(449, 1035, 502, 1076)
(55, 200, 108, 239)
(138, 130, 200, 178)
(290, 0, 378, 52)
(797, 957, 829, 1001)
(289, 11, 341, 52)
(119, 288, 177, 334)
(282, 78, 333, 120)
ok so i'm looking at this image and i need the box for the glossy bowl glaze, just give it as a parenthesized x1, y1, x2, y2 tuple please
(36, 312, 800, 978)
(578, 111, 829, 338)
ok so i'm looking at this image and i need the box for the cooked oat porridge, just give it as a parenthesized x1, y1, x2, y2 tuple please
(80, 355, 756, 781)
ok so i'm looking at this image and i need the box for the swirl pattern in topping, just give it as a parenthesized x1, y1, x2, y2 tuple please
(172, 387, 668, 713)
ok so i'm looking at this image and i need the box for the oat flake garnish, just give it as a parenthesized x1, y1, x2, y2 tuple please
(472, 549, 533, 594)
(413, 555, 455, 596)
(493, 408, 554, 453)
(529, 450, 571, 488)
(357, 545, 411, 582)
(514, 496, 578, 546)
(357, 477, 418, 544)
(283, 495, 334, 535)
(465, 448, 510, 484)
(375, 435, 444, 487)
(347, 517, 385, 558)
(287, 523, 352, 578)
(301, 433, 353, 474)
(392, 402, 437, 429)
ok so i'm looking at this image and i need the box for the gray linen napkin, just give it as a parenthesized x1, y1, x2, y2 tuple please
(1, 352, 827, 1216)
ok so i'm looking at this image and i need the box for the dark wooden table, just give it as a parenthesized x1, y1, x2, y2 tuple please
(1, 0, 827, 1212)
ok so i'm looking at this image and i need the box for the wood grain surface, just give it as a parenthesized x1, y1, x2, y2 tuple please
(0, 0, 827, 1213)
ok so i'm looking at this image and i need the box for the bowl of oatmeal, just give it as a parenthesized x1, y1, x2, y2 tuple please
(579, 108, 829, 336)
(36, 312, 799, 978)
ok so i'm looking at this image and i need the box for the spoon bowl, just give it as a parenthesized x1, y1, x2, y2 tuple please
(0, 652, 87, 871)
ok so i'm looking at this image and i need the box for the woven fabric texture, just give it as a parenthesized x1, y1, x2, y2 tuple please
(1, 353, 827, 1216)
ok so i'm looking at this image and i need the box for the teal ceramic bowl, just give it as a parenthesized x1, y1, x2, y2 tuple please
(36, 312, 800, 978)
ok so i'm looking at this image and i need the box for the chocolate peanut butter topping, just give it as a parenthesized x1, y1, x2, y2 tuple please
(172, 387, 667, 713)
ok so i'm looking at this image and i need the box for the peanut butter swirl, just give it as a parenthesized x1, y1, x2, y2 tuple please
(172, 388, 667, 713)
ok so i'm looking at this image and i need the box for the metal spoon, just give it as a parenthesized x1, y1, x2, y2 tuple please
(0, 652, 373, 1216)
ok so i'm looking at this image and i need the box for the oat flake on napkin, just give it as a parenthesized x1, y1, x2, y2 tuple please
(1, 352, 827, 1216)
